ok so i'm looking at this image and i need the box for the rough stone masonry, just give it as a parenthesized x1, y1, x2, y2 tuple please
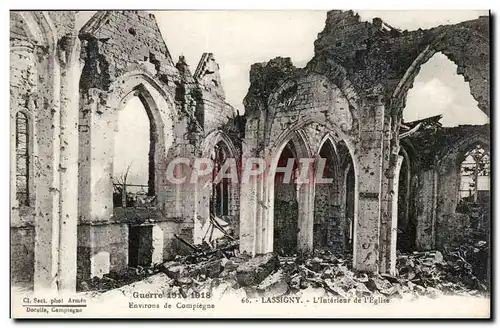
(10, 10, 490, 293)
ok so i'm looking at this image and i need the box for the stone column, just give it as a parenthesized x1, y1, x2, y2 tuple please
(255, 172, 267, 254)
(296, 158, 316, 254)
(352, 94, 385, 272)
(296, 181, 315, 254)
(238, 122, 261, 255)
(387, 156, 403, 275)
(378, 109, 400, 275)
(77, 88, 126, 281)
(78, 88, 115, 224)
(57, 36, 81, 292)
(33, 42, 62, 292)
(414, 169, 436, 250)
(239, 169, 259, 255)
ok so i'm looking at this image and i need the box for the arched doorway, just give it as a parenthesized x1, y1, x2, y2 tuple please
(113, 95, 156, 209)
(197, 131, 238, 245)
(210, 141, 232, 219)
(78, 74, 174, 281)
(313, 138, 341, 252)
(397, 148, 415, 252)
(112, 93, 159, 267)
(273, 140, 300, 255)
(339, 140, 356, 258)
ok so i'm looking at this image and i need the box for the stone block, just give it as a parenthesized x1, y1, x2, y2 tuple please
(194, 259, 223, 278)
(236, 252, 279, 287)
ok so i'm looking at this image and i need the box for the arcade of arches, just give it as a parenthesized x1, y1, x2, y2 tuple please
(10, 10, 490, 293)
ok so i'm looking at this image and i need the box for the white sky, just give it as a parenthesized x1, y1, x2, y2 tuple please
(88, 10, 490, 181)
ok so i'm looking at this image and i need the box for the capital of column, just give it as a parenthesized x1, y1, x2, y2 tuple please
(56, 34, 80, 69)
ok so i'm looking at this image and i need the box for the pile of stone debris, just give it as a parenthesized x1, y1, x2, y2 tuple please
(79, 237, 489, 300)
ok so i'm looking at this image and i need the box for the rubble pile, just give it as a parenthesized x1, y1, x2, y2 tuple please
(442, 236, 489, 290)
(78, 266, 162, 292)
(277, 248, 488, 300)
(79, 239, 489, 301)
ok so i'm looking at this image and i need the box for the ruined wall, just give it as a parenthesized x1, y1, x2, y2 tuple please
(313, 10, 490, 116)
(76, 11, 239, 280)
(194, 53, 236, 134)
(274, 174, 299, 256)
(407, 124, 490, 250)
(10, 11, 80, 288)
(77, 11, 195, 266)
(11, 11, 240, 287)
(240, 10, 489, 274)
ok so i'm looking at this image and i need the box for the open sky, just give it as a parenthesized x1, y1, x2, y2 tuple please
(73, 10, 491, 182)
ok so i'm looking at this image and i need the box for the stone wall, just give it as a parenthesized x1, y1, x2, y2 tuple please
(274, 176, 299, 255)
(10, 11, 80, 290)
(11, 227, 35, 284)
(194, 53, 236, 134)
(313, 10, 490, 115)
(407, 125, 490, 250)
(10, 11, 241, 290)
(76, 11, 240, 280)
(240, 10, 489, 274)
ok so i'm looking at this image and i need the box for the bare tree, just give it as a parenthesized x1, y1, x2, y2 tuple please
(113, 161, 133, 207)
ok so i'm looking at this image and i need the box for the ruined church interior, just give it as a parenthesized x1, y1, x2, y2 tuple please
(10, 10, 490, 296)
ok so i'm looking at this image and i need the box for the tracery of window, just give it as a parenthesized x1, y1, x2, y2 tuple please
(15, 112, 29, 206)
(459, 145, 490, 203)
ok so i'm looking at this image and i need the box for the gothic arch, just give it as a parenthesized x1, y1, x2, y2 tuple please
(106, 71, 177, 167)
(267, 117, 357, 168)
(265, 128, 313, 254)
(198, 129, 240, 241)
(438, 132, 490, 169)
(16, 12, 57, 48)
(316, 133, 341, 160)
(267, 127, 313, 174)
(433, 131, 490, 249)
(313, 134, 344, 251)
(392, 27, 490, 117)
(78, 71, 176, 222)
(202, 130, 238, 159)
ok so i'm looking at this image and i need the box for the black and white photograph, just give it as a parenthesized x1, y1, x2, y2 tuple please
(8, 8, 491, 318)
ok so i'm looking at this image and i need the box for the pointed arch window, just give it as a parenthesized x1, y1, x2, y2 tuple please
(15, 111, 29, 206)
(211, 142, 230, 217)
(460, 145, 490, 203)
